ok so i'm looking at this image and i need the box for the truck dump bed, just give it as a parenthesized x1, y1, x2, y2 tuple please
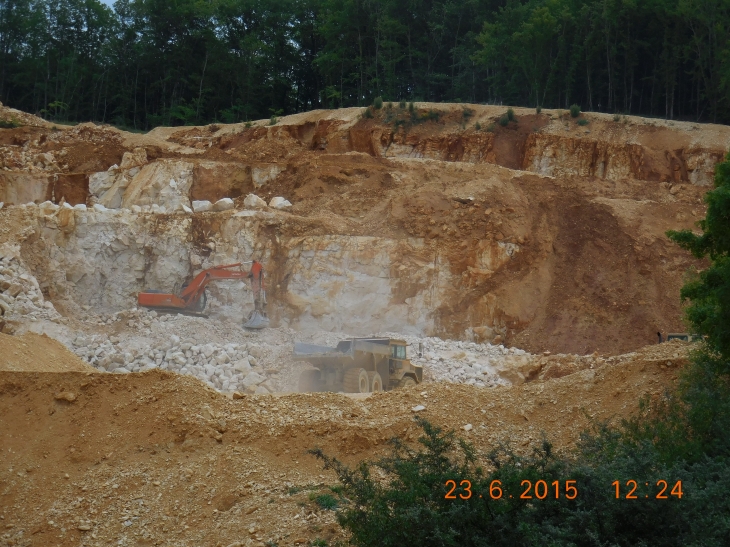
(292, 338, 393, 361)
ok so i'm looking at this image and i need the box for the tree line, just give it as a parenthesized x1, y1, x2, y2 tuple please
(1, 0, 730, 130)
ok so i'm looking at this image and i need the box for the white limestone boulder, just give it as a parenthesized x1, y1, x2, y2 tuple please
(269, 196, 292, 209)
(192, 200, 213, 212)
(243, 194, 267, 209)
(212, 198, 234, 212)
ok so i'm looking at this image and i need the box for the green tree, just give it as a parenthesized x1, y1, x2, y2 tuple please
(668, 152, 730, 358)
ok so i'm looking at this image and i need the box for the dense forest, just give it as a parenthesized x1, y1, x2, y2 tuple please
(1, 0, 729, 129)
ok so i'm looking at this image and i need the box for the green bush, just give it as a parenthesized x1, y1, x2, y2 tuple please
(613, 113, 621, 122)
(399, 100, 406, 109)
(506, 108, 515, 121)
(536, 105, 542, 114)
(486, 122, 496, 132)
(475, 122, 481, 131)
(373, 96, 383, 109)
(570, 104, 581, 117)
(408, 101, 415, 113)
(313, 493, 338, 510)
(363, 108, 374, 119)
(269, 115, 278, 125)
(386, 102, 393, 109)
(577, 118, 589, 126)
(498, 114, 509, 126)
(0, 118, 20, 129)
(462, 107, 474, 121)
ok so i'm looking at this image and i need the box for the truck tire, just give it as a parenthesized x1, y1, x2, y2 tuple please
(367, 371, 383, 392)
(343, 368, 369, 393)
(298, 369, 322, 392)
(397, 376, 417, 389)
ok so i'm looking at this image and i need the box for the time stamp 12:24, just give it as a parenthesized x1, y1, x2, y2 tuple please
(444, 479, 684, 500)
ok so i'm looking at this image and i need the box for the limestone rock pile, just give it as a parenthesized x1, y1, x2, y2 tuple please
(0, 246, 62, 323)
(378, 332, 532, 387)
(69, 309, 294, 394)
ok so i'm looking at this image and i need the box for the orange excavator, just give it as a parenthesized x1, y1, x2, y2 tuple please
(137, 261, 269, 328)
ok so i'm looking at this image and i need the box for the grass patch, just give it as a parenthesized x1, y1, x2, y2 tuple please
(498, 114, 509, 127)
(269, 115, 278, 125)
(570, 104, 581, 117)
(362, 108, 374, 119)
(577, 118, 589, 126)
(486, 122, 496, 132)
(475, 121, 481, 131)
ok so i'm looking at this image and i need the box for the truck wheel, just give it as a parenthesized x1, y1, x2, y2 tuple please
(343, 368, 369, 393)
(367, 371, 383, 392)
(397, 376, 417, 389)
(298, 369, 322, 392)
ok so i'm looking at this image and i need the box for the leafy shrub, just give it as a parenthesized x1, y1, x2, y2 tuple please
(245, 121, 252, 128)
(426, 109, 439, 121)
(536, 105, 542, 114)
(363, 108, 374, 119)
(498, 114, 509, 126)
(0, 118, 20, 129)
(386, 101, 393, 109)
(408, 101, 415, 113)
(373, 96, 383, 109)
(399, 100, 406, 109)
(486, 123, 496, 132)
(310, 540, 328, 547)
(269, 115, 278, 125)
(570, 103, 581, 117)
(313, 493, 338, 510)
(613, 113, 621, 122)
(462, 107, 474, 120)
(506, 108, 515, 121)
(475, 122, 481, 131)
(577, 118, 589, 126)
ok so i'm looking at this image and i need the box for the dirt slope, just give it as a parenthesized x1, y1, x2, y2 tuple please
(0, 340, 686, 546)
(0, 332, 95, 372)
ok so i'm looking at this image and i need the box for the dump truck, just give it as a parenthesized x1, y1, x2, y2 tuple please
(293, 337, 423, 393)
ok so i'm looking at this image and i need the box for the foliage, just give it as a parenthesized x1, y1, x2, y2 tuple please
(668, 152, 730, 358)
(577, 118, 589, 126)
(486, 122, 495, 132)
(398, 100, 406, 109)
(313, 413, 730, 547)
(506, 107, 514, 121)
(536, 105, 541, 114)
(1, 0, 730, 128)
(373, 96, 383, 109)
(474, 121, 481, 131)
(570, 103, 581, 117)
(311, 493, 338, 510)
(0, 118, 20, 128)
(269, 115, 278, 126)
(363, 108, 373, 119)
(498, 114, 509, 126)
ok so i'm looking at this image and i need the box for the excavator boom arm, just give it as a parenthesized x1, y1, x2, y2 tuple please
(179, 263, 249, 305)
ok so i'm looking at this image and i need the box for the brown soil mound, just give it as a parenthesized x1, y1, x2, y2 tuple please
(0, 341, 686, 546)
(0, 332, 96, 372)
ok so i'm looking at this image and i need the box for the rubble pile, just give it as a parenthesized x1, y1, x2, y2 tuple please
(0, 246, 62, 324)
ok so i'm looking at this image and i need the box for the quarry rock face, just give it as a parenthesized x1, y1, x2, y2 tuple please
(0, 103, 726, 354)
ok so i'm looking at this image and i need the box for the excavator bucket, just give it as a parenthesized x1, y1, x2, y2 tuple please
(243, 311, 269, 329)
